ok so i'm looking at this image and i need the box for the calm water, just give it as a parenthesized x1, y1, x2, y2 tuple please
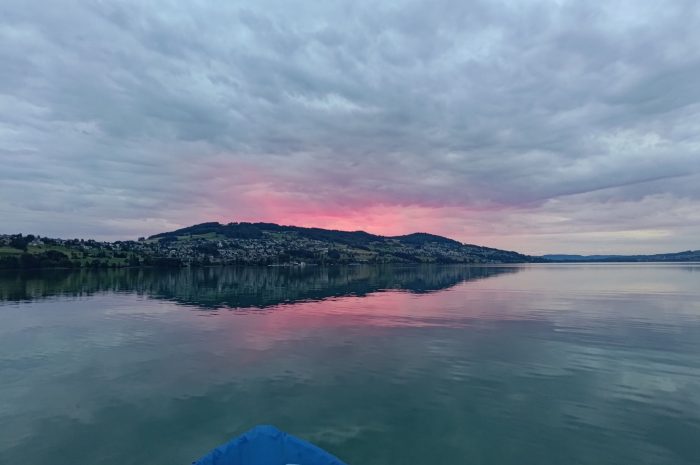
(1, 264, 699, 464)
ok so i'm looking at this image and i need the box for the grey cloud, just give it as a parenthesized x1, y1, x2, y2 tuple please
(1, 0, 699, 252)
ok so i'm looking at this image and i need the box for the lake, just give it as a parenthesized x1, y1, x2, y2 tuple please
(1, 264, 699, 464)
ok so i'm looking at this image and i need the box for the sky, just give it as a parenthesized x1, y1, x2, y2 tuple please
(1, 0, 700, 255)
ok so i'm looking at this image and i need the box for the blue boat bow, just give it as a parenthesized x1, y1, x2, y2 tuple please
(193, 425, 348, 465)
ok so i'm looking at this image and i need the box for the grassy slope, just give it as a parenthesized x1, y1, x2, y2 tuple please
(0, 246, 23, 255)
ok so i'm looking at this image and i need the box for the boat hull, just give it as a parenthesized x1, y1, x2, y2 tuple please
(193, 425, 347, 465)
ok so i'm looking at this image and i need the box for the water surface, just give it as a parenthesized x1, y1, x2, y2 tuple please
(1, 264, 699, 464)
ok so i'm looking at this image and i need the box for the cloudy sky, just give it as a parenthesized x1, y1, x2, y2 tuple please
(1, 0, 699, 254)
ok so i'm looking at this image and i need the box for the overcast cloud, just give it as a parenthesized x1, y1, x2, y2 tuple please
(1, 0, 700, 254)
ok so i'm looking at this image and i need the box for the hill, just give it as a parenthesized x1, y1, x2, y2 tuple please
(0, 222, 538, 269)
(147, 221, 536, 265)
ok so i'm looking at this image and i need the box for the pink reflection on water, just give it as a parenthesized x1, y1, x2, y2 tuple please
(210, 281, 536, 351)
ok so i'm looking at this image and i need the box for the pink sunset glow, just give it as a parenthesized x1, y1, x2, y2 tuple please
(193, 158, 509, 248)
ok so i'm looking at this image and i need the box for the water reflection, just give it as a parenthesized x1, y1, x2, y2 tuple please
(0, 264, 519, 308)
(0, 264, 699, 465)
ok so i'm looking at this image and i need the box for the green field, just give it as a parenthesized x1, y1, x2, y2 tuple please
(0, 247, 23, 255)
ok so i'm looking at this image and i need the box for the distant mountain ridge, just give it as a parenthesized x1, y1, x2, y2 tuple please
(542, 250, 700, 262)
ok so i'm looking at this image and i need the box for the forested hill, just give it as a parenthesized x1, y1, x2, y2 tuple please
(150, 222, 465, 247)
(147, 221, 535, 264)
(0, 221, 537, 269)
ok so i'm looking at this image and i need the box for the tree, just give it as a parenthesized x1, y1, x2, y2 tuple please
(10, 235, 29, 251)
(327, 249, 341, 260)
